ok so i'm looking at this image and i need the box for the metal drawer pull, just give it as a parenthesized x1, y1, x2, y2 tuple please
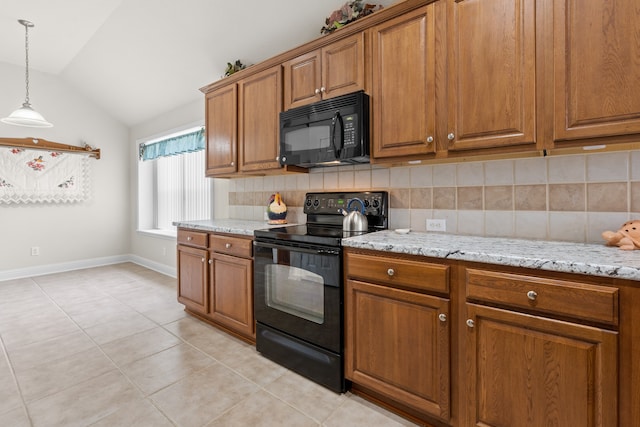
(315, 88, 321, 94)
(438, 313, 447, 322)
(447, 133, 455, 140)
(201, 258, 205, 263)
(427, 136, 434, 143)
(187, 236, 192, 241)
(527, 290, 538, 301)
(466, 319, 475, 328)
(387, 268, 395, 277)
(225, 243, 232, 249)
(208, 259, 212, 264)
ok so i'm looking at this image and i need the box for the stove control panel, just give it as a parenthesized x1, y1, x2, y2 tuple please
(304, 191, 388, 218)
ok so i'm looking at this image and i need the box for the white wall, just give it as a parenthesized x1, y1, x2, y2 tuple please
(0, 62, 130, 276)
(128, 100, 229, 275)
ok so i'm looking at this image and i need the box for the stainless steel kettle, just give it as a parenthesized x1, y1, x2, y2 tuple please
(341, 198, 368, 233)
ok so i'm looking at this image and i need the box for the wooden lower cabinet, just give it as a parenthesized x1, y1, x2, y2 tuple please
(463, 303, 618, 427)
(345, 277, 451, 421)
(177, 230, 255, 341)
(209, 252, 254, 338)
(177, 244, 208, 315)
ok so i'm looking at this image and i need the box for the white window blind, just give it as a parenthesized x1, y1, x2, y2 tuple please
(138, 126, 211, 233)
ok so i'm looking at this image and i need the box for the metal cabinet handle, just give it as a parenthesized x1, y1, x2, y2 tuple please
(527, 290, 538, 301)
(427, 136, 434, 143)
(387, 268, 395, 277)
(315, 88, 321, 94)
(320, 86, 326, 93)
(201, 257, 205, 263)
(208, 259, 212, 264)
(225, 243, 232, 249)
(230, 161, 235, 166)
(466, 319, 475, 328)
(438, 313, 447, 322)
(447, 133, 455, 141)
(187, 236, 192, 241)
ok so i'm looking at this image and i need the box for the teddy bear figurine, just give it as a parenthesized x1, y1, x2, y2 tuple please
(602, 220, 640, 250)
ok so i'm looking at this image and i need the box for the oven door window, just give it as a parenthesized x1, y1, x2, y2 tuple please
(265, 264, 324, 324)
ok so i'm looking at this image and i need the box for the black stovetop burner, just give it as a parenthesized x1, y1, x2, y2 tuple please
(254, 191, 388, 247)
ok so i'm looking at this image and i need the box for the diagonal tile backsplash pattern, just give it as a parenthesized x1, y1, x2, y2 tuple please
(229, 150, 640, 243)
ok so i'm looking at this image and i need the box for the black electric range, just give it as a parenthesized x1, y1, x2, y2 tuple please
(253, 191, 388, 393)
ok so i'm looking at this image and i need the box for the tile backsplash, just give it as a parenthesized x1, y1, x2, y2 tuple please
(228, 150, 640, 243)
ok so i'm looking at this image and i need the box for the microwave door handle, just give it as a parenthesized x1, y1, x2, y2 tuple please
(331, 111, 344, 159)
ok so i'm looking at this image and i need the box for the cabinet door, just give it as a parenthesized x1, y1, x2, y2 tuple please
(205, 84, 237, 176)
(447, 0, 536, 151)
(552, 0, 640, 144)
(283, 50, 322, 110)
(371, 4, 436, 159)
(238, 66, 282, 172)
(177, 245, 208, 314)
(464, 303, 618, 427)
(345, 279, 450, 421)
(322, 33, 365, 99)
(210, 252, 254, 338)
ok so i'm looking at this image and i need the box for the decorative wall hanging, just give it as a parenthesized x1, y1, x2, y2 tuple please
(0, 146, 92, 204)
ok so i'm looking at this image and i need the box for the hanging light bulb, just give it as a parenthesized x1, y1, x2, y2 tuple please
(1, 19, 53, 128)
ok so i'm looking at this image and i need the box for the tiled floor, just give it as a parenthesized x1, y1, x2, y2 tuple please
(0, 263, 418, 427)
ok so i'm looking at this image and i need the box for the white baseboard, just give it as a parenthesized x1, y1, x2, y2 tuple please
(0, 255, 176, 282)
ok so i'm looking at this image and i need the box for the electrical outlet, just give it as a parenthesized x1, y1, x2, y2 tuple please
(31, 246, 40, 256)
(426, 219, 446, 232)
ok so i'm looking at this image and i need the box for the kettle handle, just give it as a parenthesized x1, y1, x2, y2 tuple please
(347, 198, 366, 214)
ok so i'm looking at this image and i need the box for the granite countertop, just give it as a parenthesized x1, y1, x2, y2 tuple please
(173, 219, 293, 237)
(342, 230, 640, 282)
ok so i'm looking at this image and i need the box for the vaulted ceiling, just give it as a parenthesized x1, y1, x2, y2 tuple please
(0, 0, 395, 127)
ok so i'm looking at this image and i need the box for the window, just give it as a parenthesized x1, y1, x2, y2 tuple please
(138, 126, 211, 234)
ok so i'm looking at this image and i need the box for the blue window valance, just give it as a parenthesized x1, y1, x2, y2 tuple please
(139, 128, 205, 161)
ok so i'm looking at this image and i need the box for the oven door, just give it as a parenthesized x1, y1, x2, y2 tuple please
(253, 239, 342, 353)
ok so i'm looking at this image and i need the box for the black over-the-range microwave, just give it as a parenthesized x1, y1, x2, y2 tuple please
(278, 90, 369, 168)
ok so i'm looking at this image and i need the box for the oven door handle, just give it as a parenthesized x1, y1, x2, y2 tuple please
(254, 240, 340, 256)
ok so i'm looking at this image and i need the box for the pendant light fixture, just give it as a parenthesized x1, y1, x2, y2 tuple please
(1, 19, 53, 128)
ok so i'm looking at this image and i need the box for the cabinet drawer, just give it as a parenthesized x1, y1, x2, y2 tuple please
(346, 253, 449, 294)
(465, 269, 619, 326)
(211, 234, 252, 258)
(177, 229, 208, 248)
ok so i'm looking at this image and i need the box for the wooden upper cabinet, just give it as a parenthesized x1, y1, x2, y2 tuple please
(205, 85, 237, 176)
(551, 0, 640, 145)
(322, 33, 365, 100)
(370, 4, 436, 160)
(283, 33, 365, 110)
(447, 0, 536, 152)
(238, 66, 282, 172)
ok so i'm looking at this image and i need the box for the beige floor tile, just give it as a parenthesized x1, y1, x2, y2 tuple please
(100, 326, 182, 366)
(222, 348, 287, 387)
(0, 355, 23, 416)
(1, 316, 81, 350)
(183, 326, 252, 363)
(324, 394, 418, 427)
(141, 302, 188, 325)
(83, 312, 157, 345)
(15, 347, 116, 402)
(89, 397, 174, 427)
(6, 330, 95, 372)
(265, 370, 347, 423)
(63, 297, 137, 329)
(206, 389, 319, 427)
(0, 406, 31, 427)
(151, 363, 259, 427)
(27, 370, 141, 427)
(120, 343, 214, 395)
(163, 316, 226, 341)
